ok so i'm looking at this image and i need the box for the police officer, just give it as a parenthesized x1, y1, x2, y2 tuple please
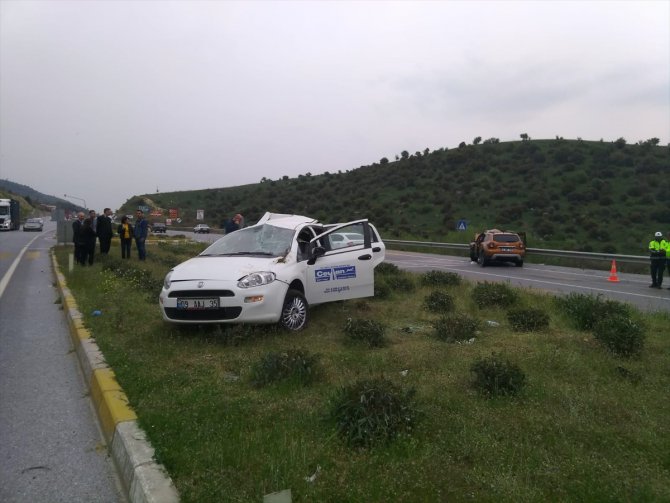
(649, 231, 667, 288)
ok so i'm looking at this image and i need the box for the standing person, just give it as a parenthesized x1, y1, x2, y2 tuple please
(117, 215, 133, 259)
(89, 210, 98, 234)
(224, 215, 239, 234)
(80, 217, 97, 266)
(72, 212, 86, 265)
(96, 208, 113, 255)
(134, 209, 149, 260)
(648, 231, 666, 288)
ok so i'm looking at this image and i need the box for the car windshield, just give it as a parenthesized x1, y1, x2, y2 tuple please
(27, 219, 39, 223)
(200, 224, 295, 257)
(494, 234, 520, 243)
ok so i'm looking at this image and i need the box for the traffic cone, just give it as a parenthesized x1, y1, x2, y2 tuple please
(607, 260, 620, 282)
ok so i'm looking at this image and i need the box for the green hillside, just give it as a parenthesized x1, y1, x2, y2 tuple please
(121, 137, 669, 255)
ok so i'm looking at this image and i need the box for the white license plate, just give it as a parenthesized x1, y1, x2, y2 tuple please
(501, 247, 513, 251)
(176, 298, 220, 310)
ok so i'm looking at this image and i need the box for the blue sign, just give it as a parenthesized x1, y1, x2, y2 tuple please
(315, 268, 332, 282)
(457, 219, 467, 231)
(334, 265, 356, 280)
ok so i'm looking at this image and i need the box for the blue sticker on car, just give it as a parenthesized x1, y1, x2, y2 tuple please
(314, 265, 356, 282)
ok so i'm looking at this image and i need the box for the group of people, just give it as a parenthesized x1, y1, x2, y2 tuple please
(649, 231, 670, 288)
(72, 208, 148, 265)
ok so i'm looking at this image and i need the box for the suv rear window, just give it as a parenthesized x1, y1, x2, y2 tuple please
(493, 234, 520, 243)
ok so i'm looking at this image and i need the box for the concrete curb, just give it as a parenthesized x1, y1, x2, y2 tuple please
(51, 251, 180, 503)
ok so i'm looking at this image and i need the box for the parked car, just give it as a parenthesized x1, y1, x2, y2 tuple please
(470, 229, 526, 267)
(329, 232, 364, 249)
(152, 222, 167, 233)
(23, 218, 44, 232)
(193, 224, 210, 234)
(160, 212, 385, 331)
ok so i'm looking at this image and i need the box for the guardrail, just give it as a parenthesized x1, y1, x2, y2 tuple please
(383, 239, 650, 265)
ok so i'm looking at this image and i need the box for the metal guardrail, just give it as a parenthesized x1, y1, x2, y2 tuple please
(383, 239, 650, 265)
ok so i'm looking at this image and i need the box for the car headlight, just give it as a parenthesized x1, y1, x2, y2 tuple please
(163, 270, 173, 289)
(238, 271, 276, 288)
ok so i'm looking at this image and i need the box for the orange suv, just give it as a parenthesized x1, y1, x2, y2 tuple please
(469, 229, 526, 267)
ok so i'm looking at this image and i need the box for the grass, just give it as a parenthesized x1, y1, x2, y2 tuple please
(54, 243, 670, 502)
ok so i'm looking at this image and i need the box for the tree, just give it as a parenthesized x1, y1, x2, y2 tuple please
(400, 151, 409, 160)
(520, 133, 530, 141)
(380, 157, 389, 165)
(614, 137, 626, 149)
(458, 141, 467, 149)
(473, 136, 482, 145)
(647, 137, 660, 146)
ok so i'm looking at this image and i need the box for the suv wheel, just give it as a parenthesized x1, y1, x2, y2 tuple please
(477, 251, 488, 267)
(516, 259, 524, 267)
(280, 290, 309, 331)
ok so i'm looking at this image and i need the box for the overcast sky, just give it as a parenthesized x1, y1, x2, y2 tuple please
(1, 0, 668, 212)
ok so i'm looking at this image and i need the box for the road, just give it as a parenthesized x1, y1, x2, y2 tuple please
(0, 223, 124, 503)
(166, 228, 670, 312)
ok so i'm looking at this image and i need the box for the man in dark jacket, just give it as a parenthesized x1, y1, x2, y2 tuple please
(96, 208, 113, 254)
(134, 209, 149, 260)
(71, 212, 86, 265)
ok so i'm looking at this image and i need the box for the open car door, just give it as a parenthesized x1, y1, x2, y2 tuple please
(305, 219, 385, 306)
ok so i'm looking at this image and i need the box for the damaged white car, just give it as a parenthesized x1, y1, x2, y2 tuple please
(159, 212, 385, 331)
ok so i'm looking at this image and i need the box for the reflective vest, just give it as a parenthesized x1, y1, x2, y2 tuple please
(649, 239, 667, 258)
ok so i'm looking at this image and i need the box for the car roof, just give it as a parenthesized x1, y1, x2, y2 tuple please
(255, 212, 319, 230)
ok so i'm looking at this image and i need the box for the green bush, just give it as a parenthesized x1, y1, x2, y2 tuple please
(249, 349, 322, 387)
(375, 262, 400, 276)
(554, 293, 633, 331)
(472, 282, 519, 308)
(344, 318, 387, 348)
(507, 307, 550, 332)
(423, 290, 455, 313)
(470, 353, 526, 397)
(420, 270, 462, 287)
(374, 281, 392, 300)
(433, 313, 479, 342)
(327, 378, 419, 448)
(593, 314, 646, 357)
(383, 272, 416, 293)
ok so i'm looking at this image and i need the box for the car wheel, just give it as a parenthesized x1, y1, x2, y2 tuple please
(477, 251, 488, 267)
(516, 259, 524, 267)
(280, 289, 309, 331)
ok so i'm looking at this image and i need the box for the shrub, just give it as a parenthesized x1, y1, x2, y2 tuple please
(423, 290, 455, 313)
(249, 349, 322, 387)
(507, 307, 550, 332)
(420, 270, 462, 287)
(383, 272, 416, 293)
(375, 262, 400, 276)
(433, 313, 479, 342)
(471, 353, 526, 396)
(374, 281, 392, 300)
(344, 318, 387, 348)
(472, 282, 519, 308)
(327, 378, 419, 447)
(593, 314, 646, 357)
(554, 293, 633, 331)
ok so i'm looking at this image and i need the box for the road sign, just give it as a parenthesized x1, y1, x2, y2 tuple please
(457, 219, 467, 231)
(196, 209, 204, 221)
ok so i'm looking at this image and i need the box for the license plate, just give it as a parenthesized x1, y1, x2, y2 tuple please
(501, 247, 513, 251)
(176, 298, 220, 310)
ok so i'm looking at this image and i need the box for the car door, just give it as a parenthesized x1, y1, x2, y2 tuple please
(305, 220, 385, 305)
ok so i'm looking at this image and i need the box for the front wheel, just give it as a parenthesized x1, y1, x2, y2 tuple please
(280, 290, 309, 331)
(477, 251, 488, 267)
(516, 259, 524, 267)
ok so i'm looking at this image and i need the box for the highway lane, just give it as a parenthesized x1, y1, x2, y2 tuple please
(0, 224, 124, 502)
(164, 228, 670, 312)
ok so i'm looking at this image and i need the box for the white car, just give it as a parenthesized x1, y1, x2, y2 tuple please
(23, 218, 44, 232)
(159, 212, 385, 331)
(329, 232, 364, 249)
(193, 224, 210, 234)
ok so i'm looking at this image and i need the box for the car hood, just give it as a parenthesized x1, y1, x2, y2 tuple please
(169, 255, 284, 281)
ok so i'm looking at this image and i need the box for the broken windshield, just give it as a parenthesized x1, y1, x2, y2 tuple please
(200, 224, 295, 257)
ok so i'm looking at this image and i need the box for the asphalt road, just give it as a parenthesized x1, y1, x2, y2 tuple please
(0, 224, 124, 503)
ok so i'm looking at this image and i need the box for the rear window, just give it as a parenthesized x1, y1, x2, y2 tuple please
(493, 234, 520, 243)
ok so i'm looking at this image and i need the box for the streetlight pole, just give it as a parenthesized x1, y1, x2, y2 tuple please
(64, 194, 87, 209)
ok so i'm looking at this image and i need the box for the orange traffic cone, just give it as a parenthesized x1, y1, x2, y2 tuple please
(607, 260, 620, 282)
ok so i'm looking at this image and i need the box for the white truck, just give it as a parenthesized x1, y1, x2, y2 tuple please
(0, 198, 20, 231)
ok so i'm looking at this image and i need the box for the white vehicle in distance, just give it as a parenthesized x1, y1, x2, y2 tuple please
(159, 212, 385, 331)
(23, 218, 44, 232)
(329, 232, 364, 249)
(193, 224, 211, 234)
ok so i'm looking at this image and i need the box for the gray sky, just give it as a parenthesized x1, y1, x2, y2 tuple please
(1, 0, 668, 212)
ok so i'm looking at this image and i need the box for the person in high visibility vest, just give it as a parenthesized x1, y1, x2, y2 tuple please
(665, 231, 670, 289)
(649, 231, 667, 288)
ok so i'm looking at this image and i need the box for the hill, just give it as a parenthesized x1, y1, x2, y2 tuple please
(0, 179, 82, 211)
(120, 137, 669, 255)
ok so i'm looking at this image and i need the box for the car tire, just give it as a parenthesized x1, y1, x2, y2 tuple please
(516, 259, 524, 267)
(280, 289, 309, 331)
(477, 251, 488, 267)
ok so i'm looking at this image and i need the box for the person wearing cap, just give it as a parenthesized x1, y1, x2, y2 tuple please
(648, 231, 667, 288)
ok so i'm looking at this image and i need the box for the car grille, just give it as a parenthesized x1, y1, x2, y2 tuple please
(167, 290, 235, 298)
(164, 306, 242, 321)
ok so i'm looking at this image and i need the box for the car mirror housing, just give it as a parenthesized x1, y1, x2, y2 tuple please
(307, 246, 326, 265)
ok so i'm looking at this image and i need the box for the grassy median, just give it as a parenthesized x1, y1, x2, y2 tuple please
(54, 242, 670, 503)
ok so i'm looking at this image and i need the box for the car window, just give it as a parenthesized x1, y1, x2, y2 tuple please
(494, 234, 520, 243)
(200, 224, 294, 257)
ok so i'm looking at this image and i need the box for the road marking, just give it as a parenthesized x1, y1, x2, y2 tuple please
(0, 234, 43, 300)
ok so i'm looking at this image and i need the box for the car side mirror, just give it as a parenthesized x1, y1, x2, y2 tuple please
(307, 246, 326, 265)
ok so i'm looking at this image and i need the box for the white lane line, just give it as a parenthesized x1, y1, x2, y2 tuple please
(0, 234, 43, 300)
